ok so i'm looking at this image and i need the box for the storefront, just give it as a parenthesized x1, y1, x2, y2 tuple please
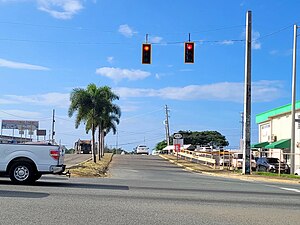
(254, 100, 300, 170)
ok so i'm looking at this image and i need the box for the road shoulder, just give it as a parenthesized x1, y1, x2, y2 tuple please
(159, 154, 300, 184)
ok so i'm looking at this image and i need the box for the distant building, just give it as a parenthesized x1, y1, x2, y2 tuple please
(162, 144, 195, 154)
(0, 135, 32, 144)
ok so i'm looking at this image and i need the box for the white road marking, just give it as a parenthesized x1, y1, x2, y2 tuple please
(278, 187, 300, 193)
(264, 184, 300, 193)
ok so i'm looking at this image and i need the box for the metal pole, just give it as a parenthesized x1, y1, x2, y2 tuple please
(242, 11, 252, 175)
(290, 25, 298, 174)
(51, 109, 55, 144)
(165, 105, 170, 146)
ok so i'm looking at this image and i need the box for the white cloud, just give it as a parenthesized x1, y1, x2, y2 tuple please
(96, 67, 151, 82)
(107, 56, 114, 64)
(220, 40, 234, 45)
(252, 31, 261, 50)
(118, 24, 136, 38)
(269, 49, 292, 57)
(114, 80, 285, 103)
(0, 58, 50, 71)
(0, 110, 42, 119)
(150, 36, 163, 44)
(2, 92, 70, 108)
(37, 0, 83, 19)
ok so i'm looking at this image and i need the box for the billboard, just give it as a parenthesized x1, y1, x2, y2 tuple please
(1, 120, 39, 130)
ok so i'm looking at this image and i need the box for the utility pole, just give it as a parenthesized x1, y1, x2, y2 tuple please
(240, 112, 244, 149)
(51, 109, 55, 144)
(290, 24, 299, 174)
(165, 105, 170, 146)
(242, 11, 252, 175)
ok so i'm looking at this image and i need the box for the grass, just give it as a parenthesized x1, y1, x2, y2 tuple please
(68, 153, 113, 177)
(253, 171, 300, 179)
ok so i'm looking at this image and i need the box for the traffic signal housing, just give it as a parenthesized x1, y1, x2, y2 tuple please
(184, 42, 195, 63)
(142, 43, 152, 64)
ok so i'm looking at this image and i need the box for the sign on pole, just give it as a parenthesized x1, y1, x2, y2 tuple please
(174, 144, 180, 152)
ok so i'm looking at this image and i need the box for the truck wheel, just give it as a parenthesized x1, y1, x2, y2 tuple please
(9, 162, 35, 185)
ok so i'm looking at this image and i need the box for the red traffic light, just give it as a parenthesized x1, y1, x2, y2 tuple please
(142, 43, 152, 64)
(184, 42, 195, 64)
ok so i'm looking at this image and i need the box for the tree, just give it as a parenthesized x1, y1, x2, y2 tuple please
(176, 130, 229, 147)
(68, 83, 104, 163)
(155, 140, 167, 151)
(97, 86, 121, 159)
(83, 86, 121, 160)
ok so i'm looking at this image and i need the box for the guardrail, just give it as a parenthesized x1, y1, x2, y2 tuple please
(175, 150, 217, 169)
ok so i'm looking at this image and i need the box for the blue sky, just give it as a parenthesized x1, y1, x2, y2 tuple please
(0, 0, 299, 151)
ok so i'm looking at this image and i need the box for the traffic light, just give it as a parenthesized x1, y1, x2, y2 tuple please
(142, 43, 151, 64)
(184, 42, 194, 63)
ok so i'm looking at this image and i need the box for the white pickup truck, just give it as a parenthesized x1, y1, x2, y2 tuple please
(0, 142, 67, 184)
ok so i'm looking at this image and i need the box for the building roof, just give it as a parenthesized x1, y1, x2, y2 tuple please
(256, 100, 300, 124)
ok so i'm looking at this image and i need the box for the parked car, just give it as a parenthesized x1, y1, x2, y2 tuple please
(294, 168, 300, 176)
(219, 155, 231, 166)
(232, 153, 256, 170)
(256, 157, 290, 173)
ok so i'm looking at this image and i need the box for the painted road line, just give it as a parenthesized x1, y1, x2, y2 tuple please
(278, 187, 300, 193)
(264, 184, 300, 193)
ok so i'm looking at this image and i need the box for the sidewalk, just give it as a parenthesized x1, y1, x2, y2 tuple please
(159, 154, 300, 184)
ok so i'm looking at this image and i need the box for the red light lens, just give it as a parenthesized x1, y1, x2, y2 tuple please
(144, 45, 150, 51)
(187, 44, 193, 50)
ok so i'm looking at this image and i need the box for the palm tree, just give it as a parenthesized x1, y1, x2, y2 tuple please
(98, 103, 121, 159)
(68, 83, 103, 163)
(80, 85, 121, 160)
(97, 86, 121, 159)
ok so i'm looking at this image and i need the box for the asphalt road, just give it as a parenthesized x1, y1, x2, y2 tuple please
(64, 153, 91, 168)
(0, 155, 299, 225)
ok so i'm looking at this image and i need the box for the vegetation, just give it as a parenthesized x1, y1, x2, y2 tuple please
(68, 83, 121, 162)
(155, 140, 167, 151)
(65, 148, 75, 154)
(155, 131, 229, 150)
(69, 153, 113, 177)
(254, 172, 300, 179)
(176, 130, 229, 147)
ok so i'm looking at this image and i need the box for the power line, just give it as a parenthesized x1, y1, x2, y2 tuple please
(0, 110, 52, 121)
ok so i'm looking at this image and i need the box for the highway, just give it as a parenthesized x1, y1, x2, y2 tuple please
(0, 155, 299, 225)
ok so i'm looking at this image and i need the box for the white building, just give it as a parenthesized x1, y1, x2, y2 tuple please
(254, 100, 300, 170)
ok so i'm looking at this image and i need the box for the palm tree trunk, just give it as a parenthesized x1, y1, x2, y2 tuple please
(98, 126, 101, 161)
(92, 123, 96, 163)
(101, 130, 105, 157)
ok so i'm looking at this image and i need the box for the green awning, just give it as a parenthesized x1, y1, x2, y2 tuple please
(251, 141, 269, 148)
(265, 139, 291, 149)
